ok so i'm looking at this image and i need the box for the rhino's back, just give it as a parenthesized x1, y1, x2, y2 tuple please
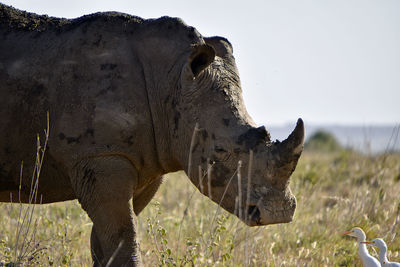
(0, 3, 143, 32)
(0, 4, 149, 151)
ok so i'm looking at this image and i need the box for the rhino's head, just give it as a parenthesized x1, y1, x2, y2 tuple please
(165, 35, 304, 226)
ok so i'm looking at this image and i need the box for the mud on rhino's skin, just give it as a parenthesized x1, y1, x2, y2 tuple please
(0, 3, 305, 267)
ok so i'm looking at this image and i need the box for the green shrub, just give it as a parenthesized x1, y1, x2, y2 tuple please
(305, 130, 343, 152)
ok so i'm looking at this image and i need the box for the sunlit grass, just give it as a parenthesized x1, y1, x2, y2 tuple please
(1, 150, 399, 266)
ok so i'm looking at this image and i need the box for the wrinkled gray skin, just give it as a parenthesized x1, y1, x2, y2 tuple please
(0, 4, 304, 267)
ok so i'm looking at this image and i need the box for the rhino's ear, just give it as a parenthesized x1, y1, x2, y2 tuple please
(183, 44, 215, 79)
(204, 36, 233, 57)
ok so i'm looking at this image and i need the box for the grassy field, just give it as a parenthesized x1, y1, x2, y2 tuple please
(0, 148, 399, 266)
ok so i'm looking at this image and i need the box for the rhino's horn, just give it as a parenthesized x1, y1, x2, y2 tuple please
(278, 118, 305, 156)
(273, 118, 305, 185)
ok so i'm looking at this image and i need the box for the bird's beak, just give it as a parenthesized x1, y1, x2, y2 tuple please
(361, 241, 373, 244)
(341, 231, 351, 235)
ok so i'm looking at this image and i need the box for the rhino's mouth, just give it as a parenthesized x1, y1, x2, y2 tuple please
(243, 195, 297, 226)
(245, 208, 295, 226)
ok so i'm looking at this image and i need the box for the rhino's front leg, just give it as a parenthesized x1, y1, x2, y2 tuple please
(90, 225, 104, 264)
(71, 156, 142, 267)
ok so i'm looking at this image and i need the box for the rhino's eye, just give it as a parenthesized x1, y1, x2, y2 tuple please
(211, 153, 231, 164)
(213, 145, 231, 162)
(214, 145, 227, 153)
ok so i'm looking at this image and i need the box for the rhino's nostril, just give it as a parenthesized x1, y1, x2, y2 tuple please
(247, 205, 261, 223)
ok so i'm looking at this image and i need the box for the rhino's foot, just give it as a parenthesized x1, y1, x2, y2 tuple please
(91, 224, 141, 267)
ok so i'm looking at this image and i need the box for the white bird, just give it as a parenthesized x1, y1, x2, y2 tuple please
(362, 238, 400, 267)
(343, 227, 381, 267)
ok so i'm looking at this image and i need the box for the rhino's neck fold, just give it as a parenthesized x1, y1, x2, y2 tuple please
(137, 57, 182, 175)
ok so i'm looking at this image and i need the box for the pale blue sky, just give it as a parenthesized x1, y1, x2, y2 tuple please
(2, 0, 400, 126)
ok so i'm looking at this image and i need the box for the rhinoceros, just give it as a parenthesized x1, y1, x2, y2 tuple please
(0, 4, 304, 266)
